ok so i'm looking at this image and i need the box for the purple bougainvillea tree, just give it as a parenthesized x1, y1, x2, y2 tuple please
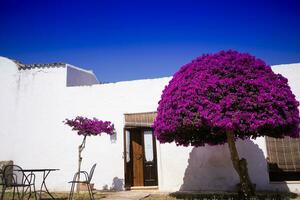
(64, 116, 114, 191)
(153, 50, 300, 196)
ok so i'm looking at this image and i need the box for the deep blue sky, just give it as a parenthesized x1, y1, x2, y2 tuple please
(1, 0, 300, 82)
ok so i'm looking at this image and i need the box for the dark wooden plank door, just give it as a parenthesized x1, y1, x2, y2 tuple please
(131, 130, 144, 186)
(143, 130, 158, 186)
(124, 129, 133, 188)
(124, 128, 158, 188)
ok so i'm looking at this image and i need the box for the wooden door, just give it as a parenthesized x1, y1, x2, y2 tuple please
(124, 128, 158, 188)
(131, 129, 144, 186)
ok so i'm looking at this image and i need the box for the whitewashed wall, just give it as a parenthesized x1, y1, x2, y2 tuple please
(66, 64, 99, 86)
(0, 56, 299, 193)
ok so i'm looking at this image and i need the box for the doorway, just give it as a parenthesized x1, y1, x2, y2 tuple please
(124, 128, 158, 188)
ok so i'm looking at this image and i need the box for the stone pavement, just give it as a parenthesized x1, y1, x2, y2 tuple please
(98, 191, 154, 200)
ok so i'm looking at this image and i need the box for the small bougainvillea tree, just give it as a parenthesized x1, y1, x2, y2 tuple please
(64, 116, 114, 191)
(153, 50, 300, 196)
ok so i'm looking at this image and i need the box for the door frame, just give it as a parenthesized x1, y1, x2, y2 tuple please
(123, 127, 158, 189)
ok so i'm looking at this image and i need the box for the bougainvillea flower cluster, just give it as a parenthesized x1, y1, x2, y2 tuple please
(153, 50, 300, 146)
(64, 116, 114, 136)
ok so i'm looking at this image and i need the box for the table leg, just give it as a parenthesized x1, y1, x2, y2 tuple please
(40, 170, 56, 200)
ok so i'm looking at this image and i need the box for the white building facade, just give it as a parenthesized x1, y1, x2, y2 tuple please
(0, 56, 299, 193)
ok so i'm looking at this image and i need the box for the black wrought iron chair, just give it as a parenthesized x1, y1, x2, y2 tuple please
(2, 165, 37, 200)
(68, 163, 96, 200)
(0, 169, 5, 200)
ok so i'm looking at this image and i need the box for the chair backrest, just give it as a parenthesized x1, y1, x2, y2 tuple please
(88, 163, 97, 183)
(0, 169, 4, 185)
(3, 165, 25, 186)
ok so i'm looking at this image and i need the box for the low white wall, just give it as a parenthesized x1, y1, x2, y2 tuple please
(0, 56, 299, 193)
(158, 138, 271, 191)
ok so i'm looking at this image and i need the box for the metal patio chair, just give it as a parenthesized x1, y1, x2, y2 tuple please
(68, 163, 96, 200)
(0, 169, 5, 200)
(2, 165, 37, 200)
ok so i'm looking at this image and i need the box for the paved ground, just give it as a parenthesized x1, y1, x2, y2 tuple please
(56, 190, 300, 200)
(3, 189, 300, 200)
(97, 190, 300, 200)
(1, 190, 161, 200)
(99, 191, 163, 200)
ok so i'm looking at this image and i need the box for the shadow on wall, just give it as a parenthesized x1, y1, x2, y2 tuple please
(111, 177, 124, 191)
(101, 177, 124, 191)
(180, 139, 289, 192)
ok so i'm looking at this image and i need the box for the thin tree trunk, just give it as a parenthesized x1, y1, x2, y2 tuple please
(77, 135, 87, 193)
(226, 131, 255, 198)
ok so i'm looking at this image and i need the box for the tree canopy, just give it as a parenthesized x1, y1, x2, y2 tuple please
(64, 116, 114, 136)
(153, 50, 300, 146)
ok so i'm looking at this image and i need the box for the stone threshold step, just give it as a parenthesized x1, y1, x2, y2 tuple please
(129, 186, 158, 190)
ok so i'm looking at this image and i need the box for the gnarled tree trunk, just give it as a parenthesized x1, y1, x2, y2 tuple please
(77, 135, 87, 193)
(226, 131, 255, 198)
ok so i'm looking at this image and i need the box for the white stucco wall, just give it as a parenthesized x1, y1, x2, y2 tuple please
(0, 56, 171, 191)
(0, 57, 20, 162)
(66, 64, 99, 86)
(0, 56, 299, 193)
